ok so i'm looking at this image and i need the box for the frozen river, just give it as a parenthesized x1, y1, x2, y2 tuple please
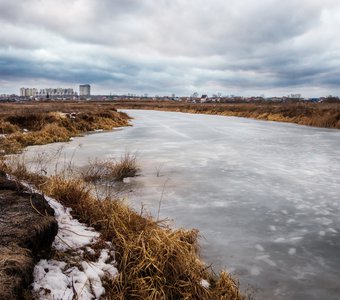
(24, 110, 340, 299)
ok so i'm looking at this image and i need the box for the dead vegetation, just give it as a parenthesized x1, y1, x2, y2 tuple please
(0, 246, 33, 300)
(2, 159, 245, 300)
(0, 101, 131, 155)
(114, 100, 340, 129)
(82, 153, 139, 183)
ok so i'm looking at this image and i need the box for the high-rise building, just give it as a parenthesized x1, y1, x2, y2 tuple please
(20, 87, 38, 97)
(79, 84, 91, 97)
(39, 88, 76, 98)
(20, 87, 27, 97)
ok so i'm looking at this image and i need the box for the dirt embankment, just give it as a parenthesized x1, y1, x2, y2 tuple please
(0, 172, 58, 300)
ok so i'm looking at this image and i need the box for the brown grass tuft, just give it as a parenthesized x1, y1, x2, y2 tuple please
(82, 153, 139, 182)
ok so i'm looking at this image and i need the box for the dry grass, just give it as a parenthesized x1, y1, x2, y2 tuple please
(82, 153, 139, 182)
(0, 245, 34, 300)
(2, 161, 245, 300)
(109, 153, 139, 181)
(0, 101, 131, 155)
(0, 157, 46, 189)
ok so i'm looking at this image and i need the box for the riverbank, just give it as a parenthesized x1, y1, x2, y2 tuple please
(1, 158, 244, 299)
(0, 102, 245, 299)
(0, 101, 130, 155)
(114, 100, 340, 129)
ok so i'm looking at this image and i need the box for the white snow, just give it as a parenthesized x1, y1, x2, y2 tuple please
(123, 177, 132, 183)
(32, 195, 118, 299)
(44, 196, 99, 251)
(200, 279, 210, 288)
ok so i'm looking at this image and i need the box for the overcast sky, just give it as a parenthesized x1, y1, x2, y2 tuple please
(1, 0, 340, 97)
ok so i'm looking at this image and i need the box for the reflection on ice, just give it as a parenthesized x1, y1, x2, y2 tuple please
(23, 110, 340, 300)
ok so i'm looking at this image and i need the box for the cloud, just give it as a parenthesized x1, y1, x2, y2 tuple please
(1, 0, 340, 96)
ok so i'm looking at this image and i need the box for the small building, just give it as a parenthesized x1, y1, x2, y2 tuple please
(200, 95, 208, 103)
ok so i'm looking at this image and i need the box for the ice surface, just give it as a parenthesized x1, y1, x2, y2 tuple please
(24, 110, 340, 300)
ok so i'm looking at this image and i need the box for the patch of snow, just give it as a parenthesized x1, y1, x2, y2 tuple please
(200, 279, 210, 288)
(123, 177, 132, 183)
(86, 246, 96, 255)
(32, 194, 118, 299)
(44, 195, 99, 251)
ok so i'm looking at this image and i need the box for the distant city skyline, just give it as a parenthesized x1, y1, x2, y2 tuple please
(1, 0, 340, 97)
(3, 86, 338, 99)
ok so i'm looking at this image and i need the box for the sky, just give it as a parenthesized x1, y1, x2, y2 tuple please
(1, 0, 340, 97)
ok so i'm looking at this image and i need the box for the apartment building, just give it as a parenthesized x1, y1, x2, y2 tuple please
(79, 84, 91, 97)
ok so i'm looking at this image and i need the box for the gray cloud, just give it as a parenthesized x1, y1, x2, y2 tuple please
(1, 0, 340, 96)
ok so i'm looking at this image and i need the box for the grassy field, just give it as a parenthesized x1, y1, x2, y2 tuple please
(114, 100, 340, 129)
